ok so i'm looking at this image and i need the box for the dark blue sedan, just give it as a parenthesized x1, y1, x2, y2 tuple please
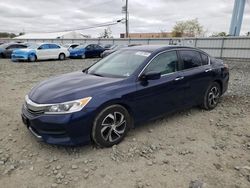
(69, 44, 105, 59)
(21, 45, 229, 147)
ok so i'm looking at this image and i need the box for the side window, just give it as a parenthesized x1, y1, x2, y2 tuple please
(16, 45, 26, 48)
(200, 53, 209, 65)
(86, 45, 93, 50)
(49, 44, 60, 49)
(39, 44, 50, 50)
(95, 45, 100, 49)
(179, 50, 202, 70)
(145, 51, 178, 75)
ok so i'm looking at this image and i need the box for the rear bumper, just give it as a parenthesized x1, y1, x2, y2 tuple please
(21, 105, 96, 146)
(222, 72, 229, 94)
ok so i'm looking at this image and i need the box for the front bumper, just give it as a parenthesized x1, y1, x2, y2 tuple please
(69, 51, 84, 58)
(21, 105, 96, 146)
(11, 54, 29, 61)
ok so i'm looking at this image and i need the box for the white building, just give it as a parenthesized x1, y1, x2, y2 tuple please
(15, 31, 89, 39)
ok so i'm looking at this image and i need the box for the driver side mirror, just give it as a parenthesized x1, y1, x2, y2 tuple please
(139, 71, 161, 81)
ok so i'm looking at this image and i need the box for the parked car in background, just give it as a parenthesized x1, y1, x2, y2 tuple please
(100, 44, 113, 50)
(21, 45, 229, 146)
(101, 45, 128, 58)
(69, 44, 105, 59)
(63, 43, 79, 50)
(0, 43, 27, 58)
(11, 43, 70, 62)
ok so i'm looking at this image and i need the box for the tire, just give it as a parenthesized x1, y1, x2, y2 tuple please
(28, 54, 36, 62)
(201, 82, 221, 110)
(81, 53, 86, 59)
(92, 105, 131, 147)
(59, 53, 66, 60)
(0, 53, 3, 58)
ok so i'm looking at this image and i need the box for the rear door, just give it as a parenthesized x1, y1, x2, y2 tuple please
(177, 50, 212, 105)
(36, 44, 51, 59)
(49, 44, 61, 59)
(133, 50, 189, 120)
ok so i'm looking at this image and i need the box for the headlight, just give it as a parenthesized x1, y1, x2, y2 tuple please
(44, 97, 92, 114)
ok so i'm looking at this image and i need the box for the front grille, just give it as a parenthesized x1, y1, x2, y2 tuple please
(13, 55, 25, 59)
(24, 104, 45, 115)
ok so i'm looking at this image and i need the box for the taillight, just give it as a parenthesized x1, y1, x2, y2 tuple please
(224, 63, 229, 71)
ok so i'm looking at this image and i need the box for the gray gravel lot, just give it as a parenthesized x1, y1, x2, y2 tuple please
(0, 58, 249, 188)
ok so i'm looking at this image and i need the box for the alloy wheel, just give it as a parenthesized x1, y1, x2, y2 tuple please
(208, 86, 220, 107)
(100, 112, 127, 143)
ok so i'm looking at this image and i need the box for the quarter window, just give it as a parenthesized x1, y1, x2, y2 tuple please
(49, 44, 60, 49)
(200, 53, 209, 65)
(145, 51, 178, 75)
(179, 50, 202, 70)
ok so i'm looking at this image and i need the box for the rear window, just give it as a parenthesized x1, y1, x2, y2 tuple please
(179, 50, 202, 70)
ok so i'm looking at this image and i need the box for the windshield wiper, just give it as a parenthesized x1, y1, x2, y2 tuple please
(89, 73, 104, 77)
(82, 68, 88, 74)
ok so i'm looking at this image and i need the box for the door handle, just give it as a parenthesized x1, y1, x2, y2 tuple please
(174, 76, 184, 81)
(205, 68, 212, 73)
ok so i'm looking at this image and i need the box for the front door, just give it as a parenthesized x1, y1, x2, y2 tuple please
(132, 50, 189, 121)
(36, 44, 51, 59)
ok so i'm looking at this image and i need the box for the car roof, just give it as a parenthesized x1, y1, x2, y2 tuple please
(124, 45, 201, 53)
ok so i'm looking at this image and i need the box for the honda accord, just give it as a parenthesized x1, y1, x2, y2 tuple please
(21, 45, 229, 147)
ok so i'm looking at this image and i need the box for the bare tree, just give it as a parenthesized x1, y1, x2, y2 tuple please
(172, 18, 204, 37)
(99, 27, 113, 38)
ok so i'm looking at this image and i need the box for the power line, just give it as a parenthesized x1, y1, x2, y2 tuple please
(43, 19, 125, 33)
(0, 19, 125, 34)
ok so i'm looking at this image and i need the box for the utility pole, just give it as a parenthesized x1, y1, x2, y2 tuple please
(122, 0, 129, 38)
(229, 0, 246, 36)
(125, 0, 129, 38)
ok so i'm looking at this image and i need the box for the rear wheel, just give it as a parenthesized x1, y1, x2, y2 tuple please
(92, 105, 131, 147)
(28, 54, 36, 62)
(59, 53, 66, 60)
(201, 82, 221, 110)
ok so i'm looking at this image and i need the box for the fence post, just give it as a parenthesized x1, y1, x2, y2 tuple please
(194, 38, 198, 48)
(220, 37, 225, 58)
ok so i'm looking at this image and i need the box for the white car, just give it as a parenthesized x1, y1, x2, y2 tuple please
(11, 43, 70, 62)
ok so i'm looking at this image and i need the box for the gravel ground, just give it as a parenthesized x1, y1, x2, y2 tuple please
(0, 58, 249, 188)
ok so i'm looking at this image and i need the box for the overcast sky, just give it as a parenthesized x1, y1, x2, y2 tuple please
(0, 0, 250, 37)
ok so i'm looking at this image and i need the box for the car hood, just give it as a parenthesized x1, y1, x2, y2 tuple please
(69, 48, 85, 53)
(28, 71, 123, 104)
(13, 48, 35, 54)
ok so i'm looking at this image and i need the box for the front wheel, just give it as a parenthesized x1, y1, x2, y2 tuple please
(81, 53, 86, 59)
(59, 53, 66, 60)
(201, 82, 221, 110)
(28, 54, 36, 62)
(91, 105, 131, 147)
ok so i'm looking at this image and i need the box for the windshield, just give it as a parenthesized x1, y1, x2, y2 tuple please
(63, 44, 70, 48)
(87, 50, 151, 78)
(75, 44, 88, 49)
(0, 43, 11, 49)
(113, 45, 127, 51)
(28, 43, 40, 49)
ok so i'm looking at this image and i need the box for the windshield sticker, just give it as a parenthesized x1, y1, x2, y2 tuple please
(135, 51, 151, 57)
